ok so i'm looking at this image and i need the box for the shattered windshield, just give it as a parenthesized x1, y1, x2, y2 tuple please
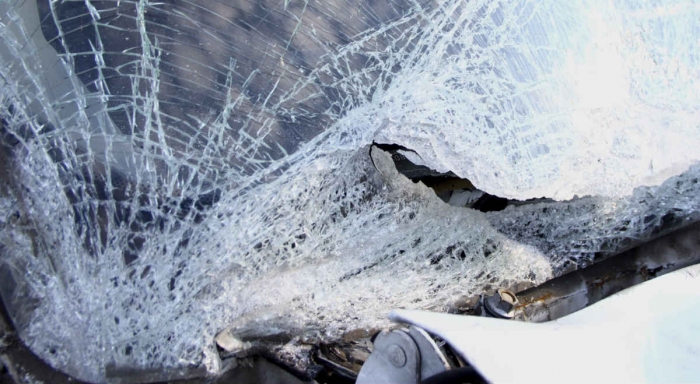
(1, 0, 699, 381)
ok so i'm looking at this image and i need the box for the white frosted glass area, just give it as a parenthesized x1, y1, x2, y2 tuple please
(0, 0, 698, 381)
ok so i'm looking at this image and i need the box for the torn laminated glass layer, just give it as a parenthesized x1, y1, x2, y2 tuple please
(0, 0, 699, 381)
